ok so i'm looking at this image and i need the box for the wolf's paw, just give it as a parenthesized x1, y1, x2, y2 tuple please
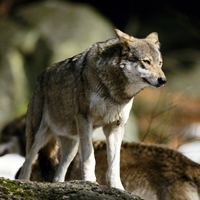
(90, 181, 99, 185)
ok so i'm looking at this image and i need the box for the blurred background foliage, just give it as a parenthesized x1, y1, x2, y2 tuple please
(0, 0, 200, 148)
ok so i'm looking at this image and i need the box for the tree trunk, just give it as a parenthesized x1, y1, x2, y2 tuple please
(0, 178, 143, 200)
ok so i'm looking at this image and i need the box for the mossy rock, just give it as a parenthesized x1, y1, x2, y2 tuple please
(0, 178, 143, 200)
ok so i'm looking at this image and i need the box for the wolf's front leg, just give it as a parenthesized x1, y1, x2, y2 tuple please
(76, 114, 96, 183)
(54, 135, 79, 182)
(103, 122, 125, 190)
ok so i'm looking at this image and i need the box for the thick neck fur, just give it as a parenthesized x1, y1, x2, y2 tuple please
(43, 37, 147, 107)
(82, 38, 144, 104)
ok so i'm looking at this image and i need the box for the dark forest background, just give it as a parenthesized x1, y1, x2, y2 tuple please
(0, 0, 200, 147)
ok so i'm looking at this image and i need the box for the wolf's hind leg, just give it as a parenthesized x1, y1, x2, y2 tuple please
(19, 128, 52, 180)
(19, 143, 41, 180)
(53, 135, 79, 182)
(158, 181, 199, 200)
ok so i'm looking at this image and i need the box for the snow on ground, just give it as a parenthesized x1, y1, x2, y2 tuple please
(178, 123, 200, 164)
(178, 141, 200, 164)
(0, 154, 25, 180)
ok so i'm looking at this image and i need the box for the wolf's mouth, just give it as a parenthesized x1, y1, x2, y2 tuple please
(142, 78, 164, 88)
(142, 78, 151, 85)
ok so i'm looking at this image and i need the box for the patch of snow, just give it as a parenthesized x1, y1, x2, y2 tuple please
(178, 141, 200, 164)
(0, 154, 25, 180)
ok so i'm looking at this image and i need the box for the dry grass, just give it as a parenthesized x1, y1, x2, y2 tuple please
(133, 87, 200, 149)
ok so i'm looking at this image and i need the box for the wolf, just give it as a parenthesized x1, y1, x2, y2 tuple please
(24, 140, 200, 200)
(18, 29, 166, 189)
(94, 141, 200, 200)
(68, 141, 200, 200)
(0, 115, 26, 157)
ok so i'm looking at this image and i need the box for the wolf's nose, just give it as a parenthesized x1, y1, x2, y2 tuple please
(158, 77, 167, 85)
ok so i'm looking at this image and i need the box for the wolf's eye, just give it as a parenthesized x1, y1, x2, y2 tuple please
(143, 60, 151, 65)
(128, 57, 137, 62)
(159, 61, 163, 66)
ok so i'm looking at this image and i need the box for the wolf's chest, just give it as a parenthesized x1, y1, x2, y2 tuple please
(89, 93, 133, 127)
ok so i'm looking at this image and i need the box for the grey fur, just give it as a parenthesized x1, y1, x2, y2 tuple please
(19, 29, 166, 189)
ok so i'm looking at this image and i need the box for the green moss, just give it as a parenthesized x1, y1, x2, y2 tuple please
(0, 179, 34, 199)
(0, 179, 21, 190)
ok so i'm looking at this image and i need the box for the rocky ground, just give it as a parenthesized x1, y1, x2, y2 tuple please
(0, 178, 143, 200)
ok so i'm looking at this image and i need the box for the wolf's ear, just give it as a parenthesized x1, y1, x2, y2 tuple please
(146, 32, 160, 48)
(115, 29, 136, 43)
(115, 29, 136, 53)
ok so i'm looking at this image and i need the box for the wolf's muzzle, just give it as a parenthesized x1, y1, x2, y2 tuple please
(158, 77, 167, 85)
(155, 77, 167, 88)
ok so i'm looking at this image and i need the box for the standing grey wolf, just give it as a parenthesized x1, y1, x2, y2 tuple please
(18, 29, 167, 189)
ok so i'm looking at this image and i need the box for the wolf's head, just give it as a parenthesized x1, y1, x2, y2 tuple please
(115, 29, 167, 92)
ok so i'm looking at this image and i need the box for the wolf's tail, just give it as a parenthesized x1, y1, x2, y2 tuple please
(25, 74, 45, 153)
